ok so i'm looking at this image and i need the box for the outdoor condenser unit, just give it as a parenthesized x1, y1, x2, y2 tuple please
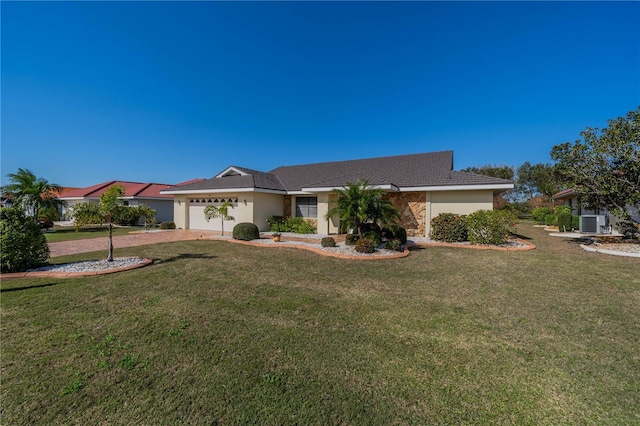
(579, 215, 608, 234)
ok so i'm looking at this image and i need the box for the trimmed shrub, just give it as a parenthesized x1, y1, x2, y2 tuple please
(384, 238, 403, 252)
(38, 218, 54, 230)
(556, 212, 572, 232)
(466, 209, 516, 245)
(617, 221, 639, 240)
(232, 222, 260, 241)
(1, 207, 50, 273)
(355, 237, 376, 253)
(430, 213, 467, 242)
(345, 234, 359, 245)
(159, 221, 176, 229)
(544, 214, 557, 226)
(532, 207, 551, 224)
(381, 224, 408, 244)
(363, 230, 382, 246)
(321, 237, 337, 247)
(267, 216, 317, 234)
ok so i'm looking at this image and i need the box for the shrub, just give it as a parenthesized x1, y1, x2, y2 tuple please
(384, 238, 403, 252)
(571, 215, 580, 230)
(363, 230, 382, 246)
(345, 234, 359, 245)
(39, 207, 60, 222)
(554, 205, 572, 215)
(617, 221, 639, 240)
(267, 215, 287, 232)
(544, 214, 557, 226)
(159, 221, 176, 229)
(556, 212, 572, 232)
(355, 237, 376, 253)
(267, 216, 317, 234)
(381, 224, 408, 244)
(115, 205, 157, 226)
(532, 207, 551, 224)
(293, 219, 316, 234)
(466, 210, 517, 245)
(232, 222, 260, 241)
(321, 237, 337, 247)
(38, 218, 54, 230)
(430, 213, 467, 242)
(1, 207, 50, 273)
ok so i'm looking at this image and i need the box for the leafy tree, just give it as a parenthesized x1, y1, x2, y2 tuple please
(72, 185, 126, 261)
(515, 162, 561, 200)
(461, 165, 515, 180)
(326, 180, 400, 237)
(551, 108, 640, 224)
(204, 200, 235, 236)
(1, 168, 66, 223)
(1, 207, 50, 273)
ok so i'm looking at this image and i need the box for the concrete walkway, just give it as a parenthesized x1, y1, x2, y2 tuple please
(49, 229, 222, 257)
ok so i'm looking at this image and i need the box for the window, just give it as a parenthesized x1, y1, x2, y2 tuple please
(295, 197, 317, 218)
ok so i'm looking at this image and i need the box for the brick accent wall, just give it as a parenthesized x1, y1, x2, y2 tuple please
(385, 192, 426, 237)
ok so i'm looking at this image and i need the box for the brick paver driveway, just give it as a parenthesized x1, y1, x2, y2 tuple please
(49, 229, 221, 257)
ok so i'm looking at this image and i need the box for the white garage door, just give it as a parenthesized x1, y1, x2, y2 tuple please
(188, 198, 238, 231)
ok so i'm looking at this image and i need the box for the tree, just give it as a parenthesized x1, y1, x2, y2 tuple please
(461, 165, 515, 181)
(72, 185, 126, 261)
(1, 168, 66, 223)
(326, 180, 400, 237)
(0, 207, 50, 273)
(204, 200, 235, 236)
(515, 162, 561, 200)
(551, 107, 640, 224)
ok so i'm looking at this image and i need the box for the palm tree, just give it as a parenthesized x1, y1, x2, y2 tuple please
(204, 200, 235, 236)
(326, 180, 400, 237)
(1, 168, 66, 223)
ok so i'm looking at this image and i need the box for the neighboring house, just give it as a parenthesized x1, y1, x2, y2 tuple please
(59, 180, 204, 223)
(552, 188, 640, 232)
(161, 151, 514, 237)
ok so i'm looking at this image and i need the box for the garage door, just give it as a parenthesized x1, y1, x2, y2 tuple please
(188, 198, 238, 231)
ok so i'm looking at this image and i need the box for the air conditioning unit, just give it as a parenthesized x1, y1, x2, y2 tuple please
(579, 215, 609, 234)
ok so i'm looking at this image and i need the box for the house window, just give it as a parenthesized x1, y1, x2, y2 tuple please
(295, 197, 317, 218)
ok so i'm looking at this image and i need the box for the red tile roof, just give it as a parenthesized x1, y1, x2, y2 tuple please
(59, 181, 176, 199)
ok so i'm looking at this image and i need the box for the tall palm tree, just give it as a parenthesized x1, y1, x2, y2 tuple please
(1, 168, 66, 222)
(326, 180, 400, 237)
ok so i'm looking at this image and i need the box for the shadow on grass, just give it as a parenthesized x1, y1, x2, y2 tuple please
(510, 232, 533, 240)
(567, 237, 594, 245)
(154, 253, 217, 265)
(1, 282, 64, 293)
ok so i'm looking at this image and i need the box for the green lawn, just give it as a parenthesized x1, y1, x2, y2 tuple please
(2, 225, 639, 424)
(44, 225, 140, 242)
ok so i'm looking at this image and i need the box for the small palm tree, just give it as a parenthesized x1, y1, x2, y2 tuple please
(326, 180, 400, 237)
(204, 200, 235, 236)
(1, 168, 66, 223)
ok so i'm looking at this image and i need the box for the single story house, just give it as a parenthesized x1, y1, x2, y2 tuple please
(59, 180, 203, 223)
(161, 151, 514, 237)
(552, 188, 639, 233)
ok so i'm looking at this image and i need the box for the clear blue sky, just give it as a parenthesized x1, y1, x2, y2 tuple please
(2, 1, 639, 187)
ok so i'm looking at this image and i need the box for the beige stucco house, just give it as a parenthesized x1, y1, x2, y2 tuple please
(161, 151, 514, 237)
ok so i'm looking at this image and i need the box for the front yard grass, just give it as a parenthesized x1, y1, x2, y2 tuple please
(2, 226, 639, 424)
(44, 225, 140, 242)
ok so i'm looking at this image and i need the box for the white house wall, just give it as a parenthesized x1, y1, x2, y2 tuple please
(252, 192, 284, 232)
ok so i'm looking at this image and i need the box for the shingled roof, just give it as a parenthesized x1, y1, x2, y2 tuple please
(162, 151, 513, 194)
